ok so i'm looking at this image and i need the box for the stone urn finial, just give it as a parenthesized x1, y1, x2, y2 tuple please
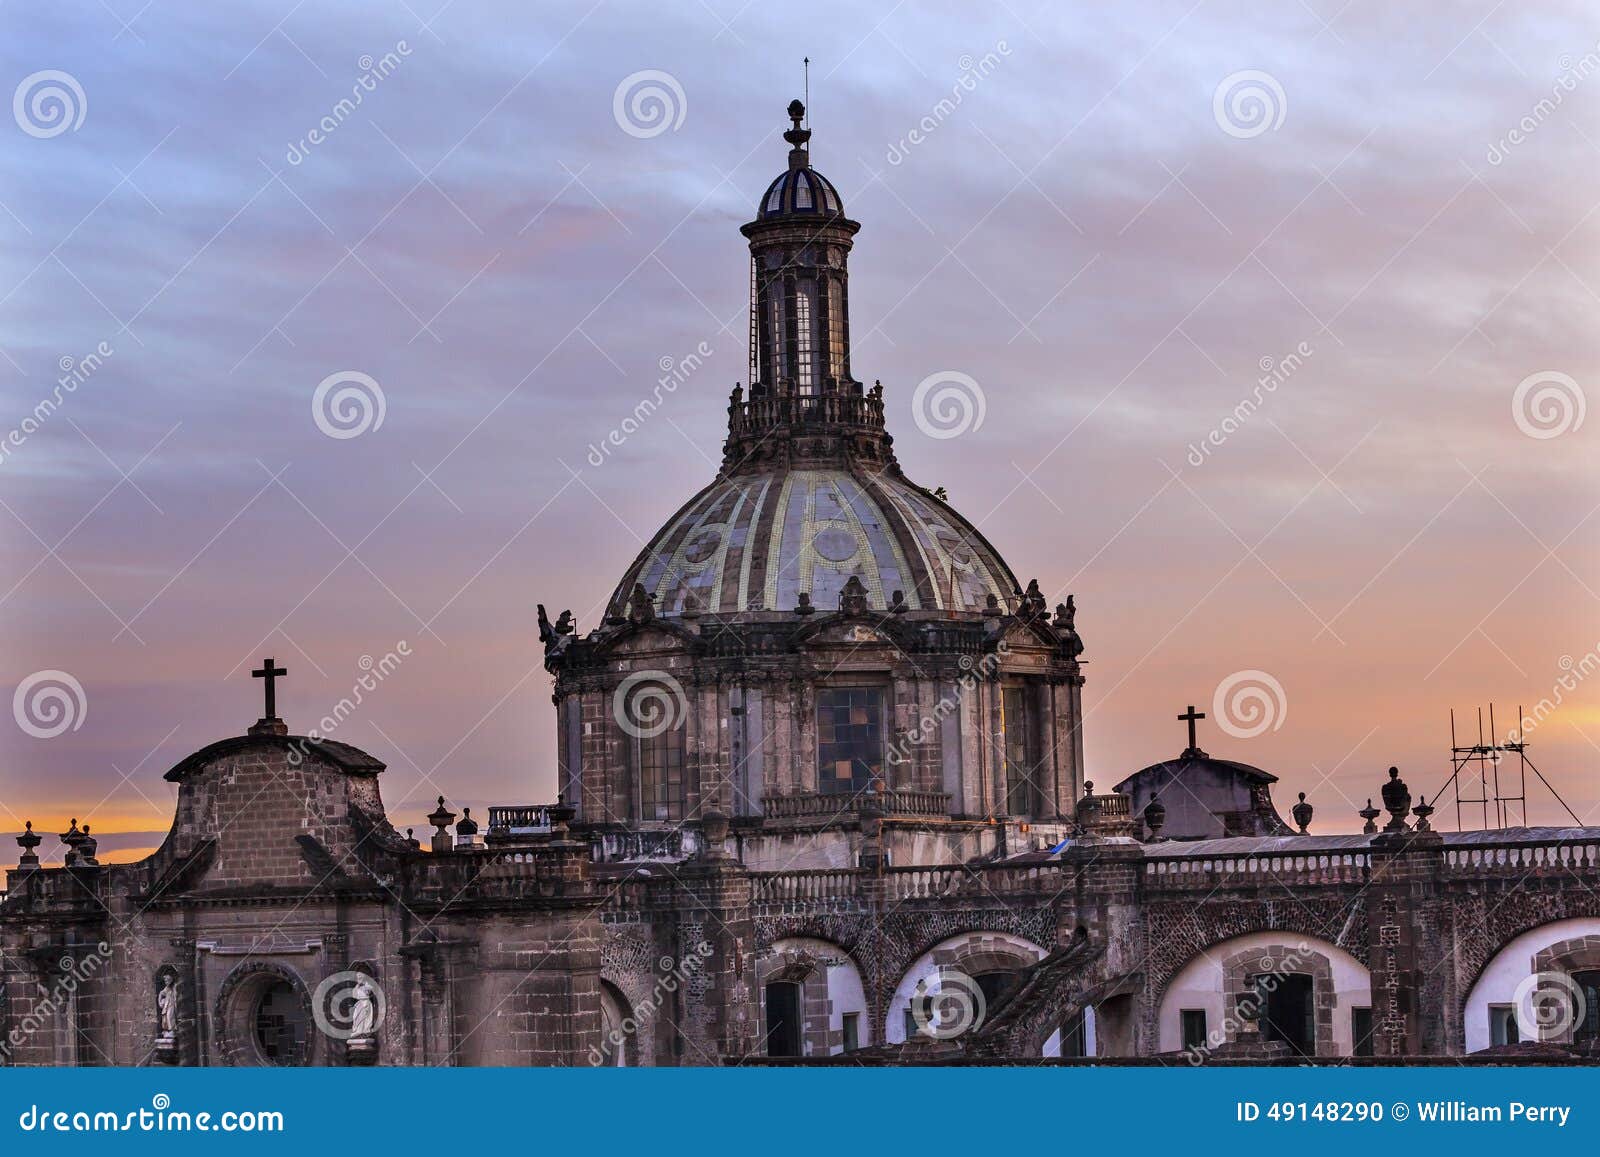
(1143, 796, 1167, 841)
(16, 820, 41, 870)
(1292, 792, 1313, 835)
(1358, 798, 1381, 835)
(1380, 766, 1410, 832)
(1412, 794, 1435, 833)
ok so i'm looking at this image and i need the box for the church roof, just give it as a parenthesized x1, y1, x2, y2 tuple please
(607, 465, 1020, 618)
(1114, 751, 1278, 793)
(163, 733, 385, 782)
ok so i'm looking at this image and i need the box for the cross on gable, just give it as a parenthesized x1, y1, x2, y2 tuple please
(1178, 704, 1207, 757)
(251, 658, 287, 727)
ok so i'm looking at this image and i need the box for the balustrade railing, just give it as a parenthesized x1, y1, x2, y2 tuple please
(1144, 852, 1371, 889)
(1442, 841, 1600, 875)
(762, 789, 950, 821)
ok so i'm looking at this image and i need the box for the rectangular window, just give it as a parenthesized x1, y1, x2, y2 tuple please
(794, 280, 815, 395)
(1489, 1004, 1520, 1047)
(1352, 1007, 1374, 1056)
(1181, 1009, 1208, 1051)
(904, 1009, 921, 1041)
(827, 279, 845, 380)
(767, 283, 786, 387)
(841, 1012, 860, 1052)
(1002, 686, 1035, 816)
(638, 723, 685, 822)
(816, 688, 883, 796)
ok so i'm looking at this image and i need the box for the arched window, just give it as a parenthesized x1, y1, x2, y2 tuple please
(254, 980, 308, 1066)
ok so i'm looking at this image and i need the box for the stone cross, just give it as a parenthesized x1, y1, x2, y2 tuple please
(252, 658, 287, 719)
(1178, 705, 1206, 754)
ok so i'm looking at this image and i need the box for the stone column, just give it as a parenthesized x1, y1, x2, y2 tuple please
(1366, 829, 1445, 1057)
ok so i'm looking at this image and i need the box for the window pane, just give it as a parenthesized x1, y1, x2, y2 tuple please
(637, 710, 685, 822)
(1003, 686, 1035, 816)
(1181, 1009, 1208, 1051)
(794, 280, 814, 395)
(816, 688, 882, 795)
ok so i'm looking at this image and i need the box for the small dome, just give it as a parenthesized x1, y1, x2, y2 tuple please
(758, 167, 844, 219)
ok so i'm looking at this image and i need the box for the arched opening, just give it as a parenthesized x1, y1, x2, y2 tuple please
(253, 980, 309, 1065)
(1463, 917, 1600, 1052)
(887, 932, 1048, 1046)
(1576, 970, 1600, 1046)
(1157, 932, 1370, 1058)
(215, 964, 314, 1067)
(764, 981, 803, 1058)
(596, 980, 634, 1066)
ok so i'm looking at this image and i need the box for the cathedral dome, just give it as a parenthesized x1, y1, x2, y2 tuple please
(607, 464, 1019, 618)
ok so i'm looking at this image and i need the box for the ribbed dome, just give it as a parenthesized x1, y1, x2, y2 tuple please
(758, 166, 844, 219)
(609, 466, 1019, 618)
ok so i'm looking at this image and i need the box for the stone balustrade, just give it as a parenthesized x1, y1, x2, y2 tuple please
(1441, 840, 1600, 876)
(1144, 852, 1371, 889)
(762, 789, 951, 821)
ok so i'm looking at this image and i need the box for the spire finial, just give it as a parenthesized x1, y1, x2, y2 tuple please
(784, 97, 811, 171)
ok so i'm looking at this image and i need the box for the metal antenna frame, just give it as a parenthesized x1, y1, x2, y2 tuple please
(1434, 703, 1580, 830)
